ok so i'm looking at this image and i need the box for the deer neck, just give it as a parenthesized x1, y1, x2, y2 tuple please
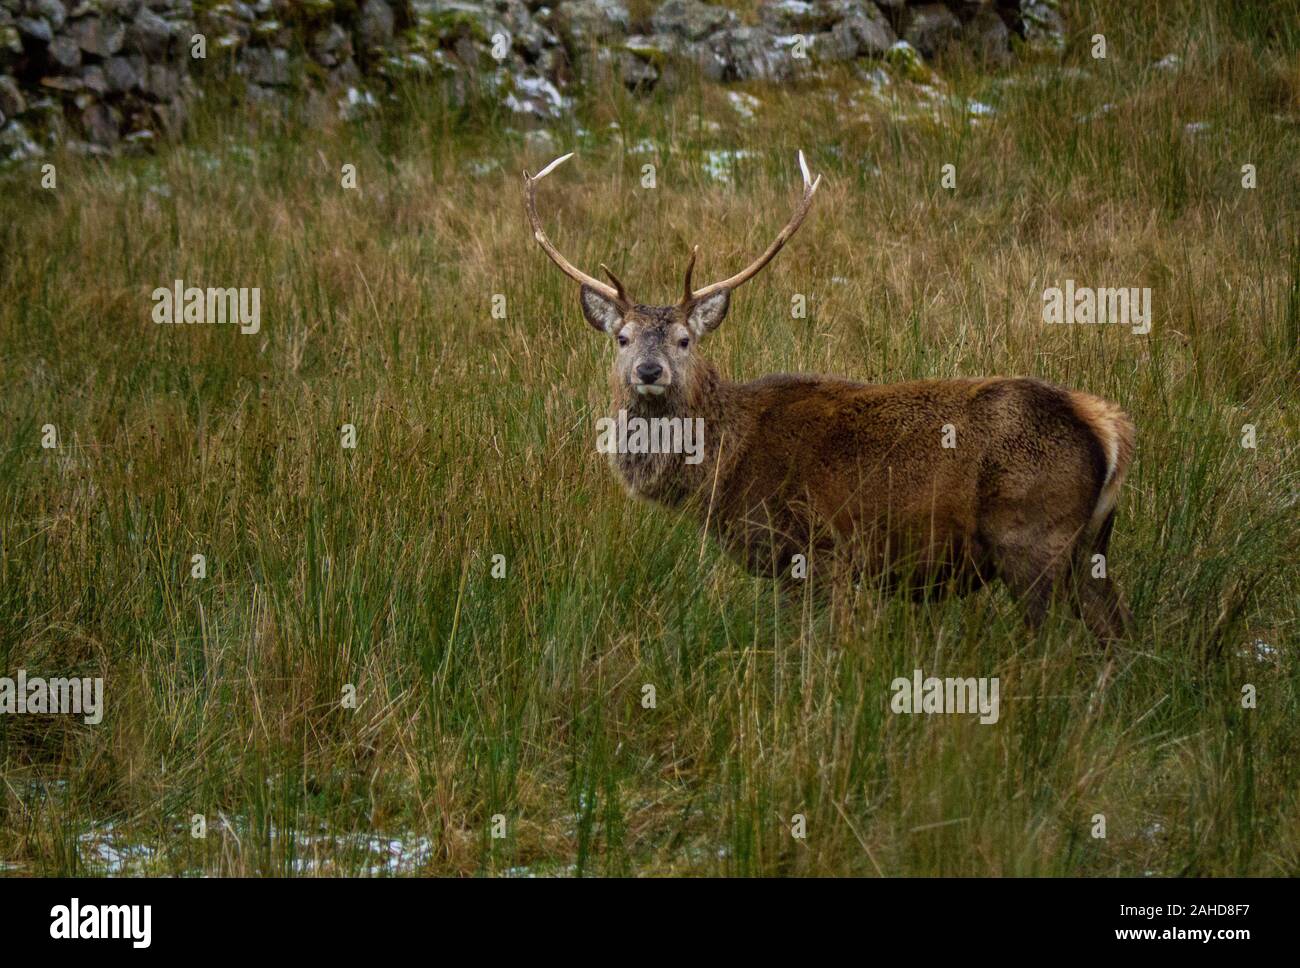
(606, 360, 741, 507)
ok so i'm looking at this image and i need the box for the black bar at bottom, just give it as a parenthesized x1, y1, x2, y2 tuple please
(0, 876, 1282, 954)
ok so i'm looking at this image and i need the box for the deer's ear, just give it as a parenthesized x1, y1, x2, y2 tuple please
(686, 290, 730, 335)
(580, 285, 624, 334)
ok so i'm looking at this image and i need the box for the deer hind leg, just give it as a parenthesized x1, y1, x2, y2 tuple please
(981, 509, 1078, 632)
(1072, 577, 1131, 643)
(1068, 511, 1133, 644)
(991, 540, 1068, 631)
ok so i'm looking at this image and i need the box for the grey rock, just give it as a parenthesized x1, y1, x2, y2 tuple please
(336, 83, 378, 120)
(245, 81, 285, 108)
(500, 70, 566, 119)
(652, 0, 735, 42)
(622, 32, 682, 79)
(452, 33, 481, 69)
(79, 101, 119, 145)
(16, 16, 53, 43)
(358, 0, 395, 49)
(151, 93, 185, 132)
(242, 45, 289, 86)
(815, 22, 852, 63)
(0, 73, 23, 115)
(20, 90, 56, 113)
(759, 0, 836, 34)
(964, 6, 1010, 66)
(310, 22, 351, 67)
(48, 32, 80, 67)
(822, 0, 888, 19)
(625, 32, 680, 54)
(707, 25, 790, 83)
(636, 29, 722, 80)
(329, 58, 362, 88)
(127, 6, 173, 57)
(70, 16, 127, 56)
(500, 0, 554, 58)
(617, 47, 656, 88)
(141, 61, 177, 98)
(81, 62, 106, 91)
(902, 3, 961, 59)
(0, 26, 21, 63)
(198, 6, 250, 47)
(419, 0, 501, 40)
(551, 0, 629, 53)
(212, 25, 252, 52)
(533, 44, 561, 77)
(825, 5, 894, 61)
(66, 138, 112, 156)
(29, 0, 66, 31)
(1021, 1, 1065, 51)
(0, 119, 44, 161)
(123, 127, 155, 148)
(103, 53, 137, 90)
(0, 122, 21, 157)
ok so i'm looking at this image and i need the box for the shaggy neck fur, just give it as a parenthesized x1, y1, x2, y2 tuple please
(606, 358, 740, 507)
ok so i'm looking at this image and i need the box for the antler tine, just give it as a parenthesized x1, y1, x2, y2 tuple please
(599, 263, 629, 303)
(681, 245, 699, 305)
(688, 150, 822, 302)
(523, 153, 627, 306)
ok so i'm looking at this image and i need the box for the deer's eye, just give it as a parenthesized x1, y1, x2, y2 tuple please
(617, 334, 629, 346)
(678, 338, 690, 349)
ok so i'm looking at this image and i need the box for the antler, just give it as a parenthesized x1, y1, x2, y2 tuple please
(682, 245, 698, 303)
(684, 150, 822, 304)
(523, 153, 629, 308)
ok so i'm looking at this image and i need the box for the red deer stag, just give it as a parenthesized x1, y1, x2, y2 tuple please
(523, 152, 1135, 641)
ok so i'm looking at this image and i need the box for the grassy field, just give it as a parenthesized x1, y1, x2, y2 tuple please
(1, 0, 1298, 876)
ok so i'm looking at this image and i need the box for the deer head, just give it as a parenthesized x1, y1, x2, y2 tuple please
(523, 151, 821, 407)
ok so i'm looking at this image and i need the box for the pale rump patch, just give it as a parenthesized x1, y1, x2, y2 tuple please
(1070, 391, 1136, 531)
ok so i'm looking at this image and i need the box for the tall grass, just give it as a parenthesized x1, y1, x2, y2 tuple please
(0, 0, 1297, 875)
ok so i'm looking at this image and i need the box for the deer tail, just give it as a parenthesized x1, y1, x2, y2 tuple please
(1069, 391, 1136, 538)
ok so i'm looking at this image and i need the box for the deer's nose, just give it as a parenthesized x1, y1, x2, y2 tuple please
(635, 362, 664, 383)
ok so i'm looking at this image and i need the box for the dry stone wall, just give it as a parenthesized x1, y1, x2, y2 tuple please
(0, 0, 1065, 163)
